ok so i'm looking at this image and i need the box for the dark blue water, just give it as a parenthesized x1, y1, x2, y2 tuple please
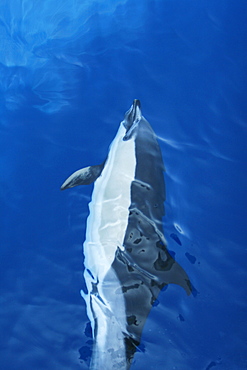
(1, 1, 246, 369)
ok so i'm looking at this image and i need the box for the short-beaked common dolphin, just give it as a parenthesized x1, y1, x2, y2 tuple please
(61, 100, 191, 369)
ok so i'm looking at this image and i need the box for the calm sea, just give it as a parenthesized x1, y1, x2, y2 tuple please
(0, 1, 246, 369)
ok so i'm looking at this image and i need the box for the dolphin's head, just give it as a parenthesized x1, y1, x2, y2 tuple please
(123, 99, 142, 141)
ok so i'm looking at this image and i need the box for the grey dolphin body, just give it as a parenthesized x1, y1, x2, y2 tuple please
(61, 100, 191, 369)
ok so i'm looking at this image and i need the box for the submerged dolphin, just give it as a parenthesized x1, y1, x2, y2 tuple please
(61, 100, 191, 369)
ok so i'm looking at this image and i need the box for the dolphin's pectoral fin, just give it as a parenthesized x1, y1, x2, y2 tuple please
(122, 210, 192, 296)
(153, 249, 192, 295)
(60, 162, 105, 190)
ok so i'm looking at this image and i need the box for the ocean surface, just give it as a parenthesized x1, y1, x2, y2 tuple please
(0, 1, 246, 369)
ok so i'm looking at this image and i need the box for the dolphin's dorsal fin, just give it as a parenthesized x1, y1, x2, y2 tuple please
(60, 162, 105, 190)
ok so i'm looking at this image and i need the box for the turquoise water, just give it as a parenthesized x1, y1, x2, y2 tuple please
(0, 1, 246, 369)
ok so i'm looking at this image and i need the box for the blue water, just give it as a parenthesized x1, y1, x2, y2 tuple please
(1, 0, 246, 369)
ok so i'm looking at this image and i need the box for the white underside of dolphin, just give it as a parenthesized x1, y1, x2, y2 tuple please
(82, 122, 136, 369)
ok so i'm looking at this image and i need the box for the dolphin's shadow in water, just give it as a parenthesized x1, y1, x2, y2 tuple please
(61, 100, 192, 369)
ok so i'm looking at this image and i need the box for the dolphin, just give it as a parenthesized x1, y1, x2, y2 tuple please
(61, 100, 191, 369)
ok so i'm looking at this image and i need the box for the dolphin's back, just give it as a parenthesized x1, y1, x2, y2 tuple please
(132, 116, 165, 231)
(110, 115, 191, 364)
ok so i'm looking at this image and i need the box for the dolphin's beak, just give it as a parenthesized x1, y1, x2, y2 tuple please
(133, 99, 141, 109)
(123, 99, 142, 140)
(130, 99, 141, 122)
